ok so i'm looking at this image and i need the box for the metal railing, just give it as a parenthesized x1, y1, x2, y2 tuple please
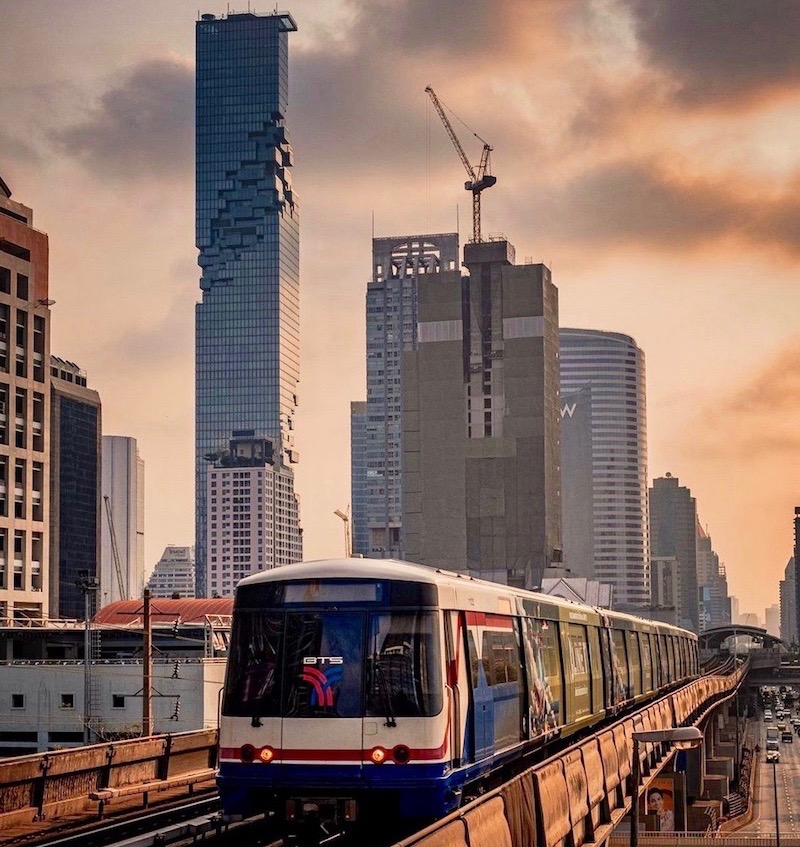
(610, 836, 800, 846)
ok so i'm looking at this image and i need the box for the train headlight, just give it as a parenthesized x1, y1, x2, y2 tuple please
(239, 744, 256, 763)
(259, 746, 275, 763)
(370, 747, 387, 764)
(392, 745, 411, 764)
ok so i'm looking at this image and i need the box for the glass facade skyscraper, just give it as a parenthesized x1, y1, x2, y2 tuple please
(560, 329, 649, 610)
(195, 11, 301, 596)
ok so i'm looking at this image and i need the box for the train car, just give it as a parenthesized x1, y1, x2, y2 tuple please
(217, 559, 697, 837)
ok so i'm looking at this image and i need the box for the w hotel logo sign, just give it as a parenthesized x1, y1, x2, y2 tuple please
(561, 402, 578, 419)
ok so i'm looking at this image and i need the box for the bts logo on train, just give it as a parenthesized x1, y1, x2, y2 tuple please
(302, 656, 344, 665)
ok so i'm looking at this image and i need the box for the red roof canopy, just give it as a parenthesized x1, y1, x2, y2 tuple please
(93, 597, 233, 626)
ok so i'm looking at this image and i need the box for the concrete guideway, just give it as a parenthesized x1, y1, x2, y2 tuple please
(394, 664, 747, 847)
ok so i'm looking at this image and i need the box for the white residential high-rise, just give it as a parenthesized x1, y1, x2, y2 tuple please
(100, 436, 145, 605)
(146, 546, 196, 598)
(206, 432, 301, 597)
(560, 329, 649, 610)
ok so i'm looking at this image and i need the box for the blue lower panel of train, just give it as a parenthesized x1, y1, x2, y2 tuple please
(218, 761, 462, 821)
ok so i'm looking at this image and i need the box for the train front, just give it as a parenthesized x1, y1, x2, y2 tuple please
(218, 569, 453, 835)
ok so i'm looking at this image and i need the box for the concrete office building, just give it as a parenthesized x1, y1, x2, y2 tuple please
(352, 234, 459, 558)
(695, 518, 731, 631)
(49, 357, 102, 619)
(195, 11, 301, 596)
(560, 329, 649, 610)
(350, 401, 368, 557)
(146, 545, 196, 598)
(206, 431, 301, 597)
(403, 238, 562, 589)
(650, 474, 699, 632)
(780, 557, 796, 646)
(0, 177, 52, 621)
(650, 555, 680, 625)
(100, 436, 144, 605)
(765, 604, 780, 639)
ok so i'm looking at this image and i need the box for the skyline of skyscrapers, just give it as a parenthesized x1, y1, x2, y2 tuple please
(195, 11, 301, 595)
(560, 328, 649, 610)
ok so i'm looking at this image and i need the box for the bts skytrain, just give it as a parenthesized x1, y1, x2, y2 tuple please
(217, 559, 697, 834)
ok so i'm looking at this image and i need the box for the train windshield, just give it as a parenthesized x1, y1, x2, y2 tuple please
(223, 609, 441, 718)
(366, 612, 442, 719)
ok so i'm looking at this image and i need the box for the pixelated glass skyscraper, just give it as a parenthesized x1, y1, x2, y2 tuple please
(195, 11, 300, 595)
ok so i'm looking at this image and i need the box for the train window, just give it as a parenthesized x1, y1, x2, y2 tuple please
(526, 619, 562, 733)
(482, 629, 520, 686)
(611, 630, 629, 701)
(283, 612, 365, 718)
(640, 633, 653, 692)
(366, 611, 442, 718)
(626, 631, 642, 697)
(565, 624, 591, 720)
(222, 610, 284, 717)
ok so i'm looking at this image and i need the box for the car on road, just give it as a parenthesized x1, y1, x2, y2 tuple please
(767, 749, 780, 763)
(765, 710, 774, 721)
(782, 730, 793, 743)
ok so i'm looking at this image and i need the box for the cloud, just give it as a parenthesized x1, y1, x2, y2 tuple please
(683, 340, 800, 460)
(531, 160, 800, 257)
(54, 58, 193, 180)
(628, 0, 800, 106)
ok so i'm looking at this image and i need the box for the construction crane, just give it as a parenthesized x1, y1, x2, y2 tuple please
(425, 85, 497, 243)
(103, 495, 126, 599)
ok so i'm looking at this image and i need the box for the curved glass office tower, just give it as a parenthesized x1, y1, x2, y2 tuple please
(559, 328, 649, 609)
(195, 11, 301, 596)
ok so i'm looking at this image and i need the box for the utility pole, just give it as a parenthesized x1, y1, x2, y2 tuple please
(773, 759, 782, 847)
(76, 571, 99, 745)
(142, 588, 153, 736)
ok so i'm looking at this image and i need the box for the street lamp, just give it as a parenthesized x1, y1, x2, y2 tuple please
(631, 726, 703, 847)
(75, 570, 100, 745)
(333, 508, 351, 558)
(772, 756, 782, 847)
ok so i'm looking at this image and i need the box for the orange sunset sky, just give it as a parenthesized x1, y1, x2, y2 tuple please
(2, 0, 799, 615)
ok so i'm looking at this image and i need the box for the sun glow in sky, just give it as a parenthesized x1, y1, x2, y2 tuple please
(3, 0, 800, 615)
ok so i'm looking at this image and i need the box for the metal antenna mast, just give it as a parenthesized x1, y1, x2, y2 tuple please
(425, 85, 496, 242)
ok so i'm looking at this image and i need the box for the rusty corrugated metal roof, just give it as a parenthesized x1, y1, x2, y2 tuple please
(93, 597, 233, 626)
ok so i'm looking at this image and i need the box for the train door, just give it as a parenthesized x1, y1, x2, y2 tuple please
(600, 626, 614, 709)
(466, 619, 494, 762)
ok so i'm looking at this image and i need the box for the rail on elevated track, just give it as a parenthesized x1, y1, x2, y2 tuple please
(394, 662, 748, 847)
(0, 728, 218, 845)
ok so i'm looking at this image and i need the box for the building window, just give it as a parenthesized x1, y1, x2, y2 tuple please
(112, 694, 125, 709)
(60, 693, 74, 709)
(16, 274, 28, 301)
(11, 693, 24, 709)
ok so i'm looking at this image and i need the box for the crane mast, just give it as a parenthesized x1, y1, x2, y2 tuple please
(103, 495, 126, 599)
(425, 85, 497, 243)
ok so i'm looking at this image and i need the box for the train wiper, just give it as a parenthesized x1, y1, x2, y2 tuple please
(251, 715, 263, 727)
(373, 653, 397, 728)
